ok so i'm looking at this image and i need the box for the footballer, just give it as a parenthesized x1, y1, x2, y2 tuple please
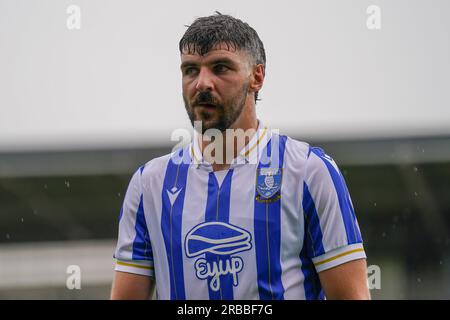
(111, 13, 370, 300)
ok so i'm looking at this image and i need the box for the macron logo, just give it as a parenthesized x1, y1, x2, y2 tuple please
(167, 187, 182, 206)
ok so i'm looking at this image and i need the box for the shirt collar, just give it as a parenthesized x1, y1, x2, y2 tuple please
(190, 120, 271, 169)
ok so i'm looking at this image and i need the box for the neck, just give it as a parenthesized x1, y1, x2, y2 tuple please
(198, 113, 258, 172)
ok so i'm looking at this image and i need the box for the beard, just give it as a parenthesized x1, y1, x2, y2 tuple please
(183, 83, 249, 134)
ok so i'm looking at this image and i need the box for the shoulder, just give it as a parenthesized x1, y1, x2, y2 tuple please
(279, 133, 335, 162)
(280, 135, 340, 181)
(132, 146, 190, 185)
(282, 135, 310, 161)
(282, 135, 333, 163)
(139, 152, 172, 177)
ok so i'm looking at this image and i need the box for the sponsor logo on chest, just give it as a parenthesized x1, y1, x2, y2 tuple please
(185, 222, 252, 292)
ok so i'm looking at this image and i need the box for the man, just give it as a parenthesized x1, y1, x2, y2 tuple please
(111, 13, 370, 300)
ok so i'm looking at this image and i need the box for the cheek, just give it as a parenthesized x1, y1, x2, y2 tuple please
(214, 78, 236, 96)
(182, 79, 195, 97)
(221, 79, 246, 98)
(225, 74, 246, 87)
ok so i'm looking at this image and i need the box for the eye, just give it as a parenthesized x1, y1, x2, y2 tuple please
(183, 67, 198, 76)
(213, 64, 229, 74)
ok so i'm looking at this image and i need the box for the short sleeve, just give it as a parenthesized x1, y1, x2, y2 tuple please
(302, 147, 366, 273)
(113, 166, 155, 277)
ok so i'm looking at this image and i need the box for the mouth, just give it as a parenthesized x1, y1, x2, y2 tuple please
(195, 103, 217, 109)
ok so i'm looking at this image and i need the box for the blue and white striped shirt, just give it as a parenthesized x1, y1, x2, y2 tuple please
(114, 123, 366, 300)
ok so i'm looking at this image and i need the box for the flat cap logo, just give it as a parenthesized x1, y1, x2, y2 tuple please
(185, 222, 252, 258)
(184, 221, 252, 292)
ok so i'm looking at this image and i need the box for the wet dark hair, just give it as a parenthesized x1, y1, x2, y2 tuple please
(179, 12, 266, 102)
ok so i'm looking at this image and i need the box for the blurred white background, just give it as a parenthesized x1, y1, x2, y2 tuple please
(1, 0, 449, 152)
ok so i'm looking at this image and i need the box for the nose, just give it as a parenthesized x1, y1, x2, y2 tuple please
(195, 67, 214, 92)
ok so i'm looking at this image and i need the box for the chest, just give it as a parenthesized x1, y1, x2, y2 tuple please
(144, 165, 304, 253)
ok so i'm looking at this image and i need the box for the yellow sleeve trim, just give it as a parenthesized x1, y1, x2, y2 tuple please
(116, 261, 154, 270)
(314, 248, 365, 266)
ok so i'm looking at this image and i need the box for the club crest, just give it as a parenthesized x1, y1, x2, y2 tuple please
(256, 167, 282, 199)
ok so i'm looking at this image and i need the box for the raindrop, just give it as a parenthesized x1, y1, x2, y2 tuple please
(417, 278, 421, 283)
(118, 192, 121, 197)
(439, 261, 443, 265)
(374, 202, 377, 207)
(20, 218, 24, 223)
(382, 232, 386, 238)
(6, 234, 10, 240)
(414, 192, 418, 197)
(413, 167, 418, 173)
(65, 181, 70, 188)
(44, 184, 48, 190)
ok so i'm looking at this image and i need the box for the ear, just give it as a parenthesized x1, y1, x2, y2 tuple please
(249, 64, 265, 93)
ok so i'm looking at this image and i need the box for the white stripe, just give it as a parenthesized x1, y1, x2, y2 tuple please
(181, 167, 210, 299)
(228, 164, 259, 299)
(141, 156, 171, 299)
(115, 169, 141, 261)
(280, 138, 309, 299)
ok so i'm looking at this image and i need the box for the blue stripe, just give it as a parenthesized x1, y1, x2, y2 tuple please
(300, 183, 325, 300)
(302, 183, 325, 257)
(310, 147, 361, 244)
(204, 170, 235, 300)
(118, 206, 123, 222)
(204, 173, 219, 222)
(299, 249, 325, 300)
(340, 171, 362, 242)
(132, 195, 153, 260)
(254, 134, 287, 300)
(161, 148, 190, 300)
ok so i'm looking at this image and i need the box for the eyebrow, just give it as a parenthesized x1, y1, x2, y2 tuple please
(180, 57, 237, 70)
(180, 61, 197, 70)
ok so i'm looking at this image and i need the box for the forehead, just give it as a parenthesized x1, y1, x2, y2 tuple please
(180, 42, 249, 64)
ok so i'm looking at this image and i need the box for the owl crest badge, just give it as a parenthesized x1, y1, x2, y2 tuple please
(256, 167, 283, 200)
